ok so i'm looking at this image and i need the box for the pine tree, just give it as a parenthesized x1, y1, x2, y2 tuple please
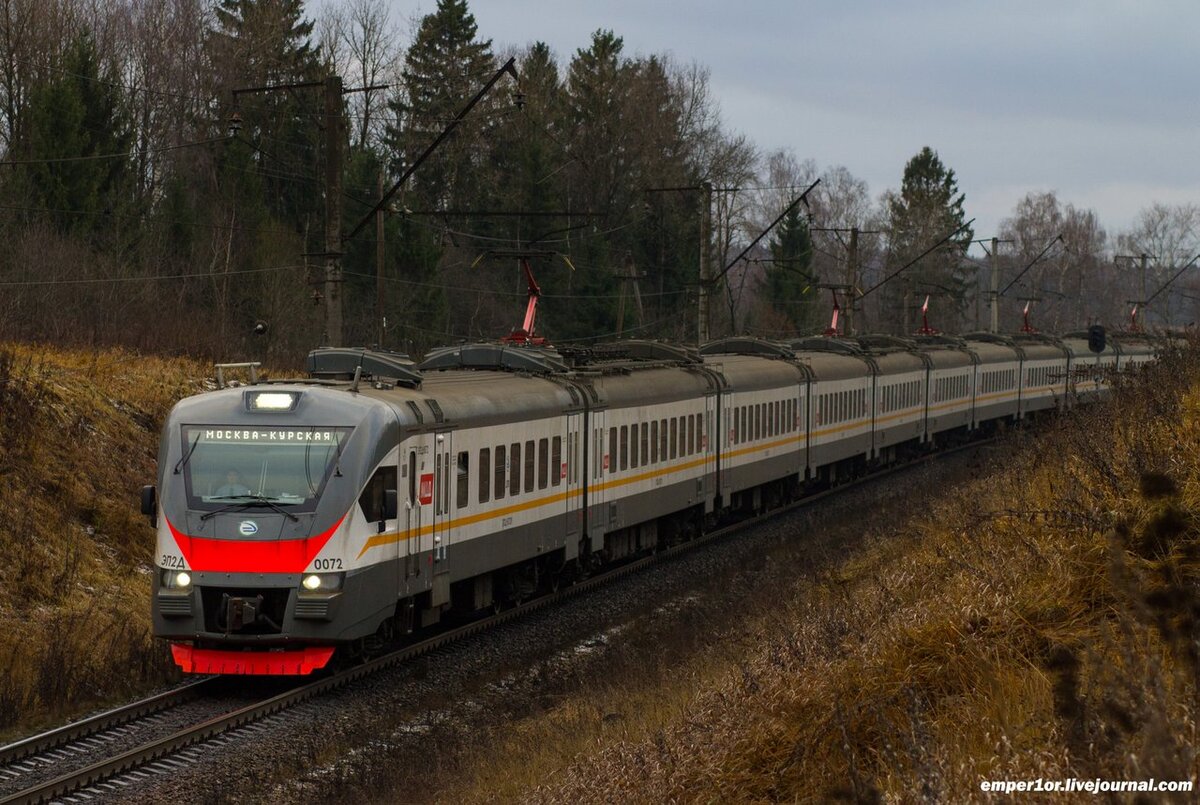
(763, 205, 818, 331)
(385, 0, 494, 210)
(10, 35, 133, 240)
(207, 0, 324, 231)
(886, 146, 973, 330)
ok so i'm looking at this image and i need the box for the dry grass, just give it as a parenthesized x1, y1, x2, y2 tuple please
(0, 342, 211, 736)
(441, 346, 1200, 803)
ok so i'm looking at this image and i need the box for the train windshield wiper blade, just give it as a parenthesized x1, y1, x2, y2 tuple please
(200, 495, 300, 522)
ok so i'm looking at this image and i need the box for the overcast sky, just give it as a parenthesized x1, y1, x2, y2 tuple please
(377, 1, 1198, 253)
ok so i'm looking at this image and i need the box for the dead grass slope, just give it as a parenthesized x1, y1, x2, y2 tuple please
(459, 347, 1200, 803)
(0, 342, 210, 735)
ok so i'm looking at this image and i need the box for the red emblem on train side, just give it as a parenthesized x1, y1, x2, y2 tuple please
(419, 473, 434, 505)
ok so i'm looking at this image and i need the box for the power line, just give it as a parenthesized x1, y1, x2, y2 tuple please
(0, 264, 304, 287)
(0, 135, 227, 167)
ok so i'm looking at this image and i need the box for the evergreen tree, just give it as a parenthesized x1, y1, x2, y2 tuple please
(885, 146, 973, 330)
(763, 205, 818, 331)
(207, 0, 324, 231)
(9, 35, 133, 241)
(385, 0, 494, 210)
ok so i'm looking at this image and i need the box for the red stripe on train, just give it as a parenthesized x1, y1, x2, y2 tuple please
(165, 515, 345, 573)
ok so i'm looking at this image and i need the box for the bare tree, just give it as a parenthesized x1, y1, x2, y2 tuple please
(1117, 203, 1200, 326)
(317, 0, 401, 151)
(998, 191, 1108, 330)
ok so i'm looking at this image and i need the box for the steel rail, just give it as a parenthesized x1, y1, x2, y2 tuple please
(1, 438, 991, 805)
(0, 678, 219, 767)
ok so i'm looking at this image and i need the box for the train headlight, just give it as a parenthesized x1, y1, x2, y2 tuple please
(161, 569, 192, 589)
(246, 391, 299, 411)
(300, 572, 343, 593)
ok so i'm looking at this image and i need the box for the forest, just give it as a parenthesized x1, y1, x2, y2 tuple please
(1, 0, 1197, 362)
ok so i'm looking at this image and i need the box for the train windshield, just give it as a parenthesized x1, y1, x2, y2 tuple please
(179, 426, 353, 513)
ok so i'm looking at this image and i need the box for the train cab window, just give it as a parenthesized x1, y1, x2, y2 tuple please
(510, 442, 521, 497)
(495, 445, 506, 501)
(538, 438, 549, 489)
(408, 451, 417, 504)
(479, 448, 490, 504)
(551, 436, 562, 487)
(359, 465, 397, 523)
(619, 426, 629, 471)
(651, 421, 659, 462)
(525, 439, 536, 493)
(456, 452, 469, 510)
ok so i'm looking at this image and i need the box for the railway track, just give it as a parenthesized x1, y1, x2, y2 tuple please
(0, 439, 989, 804)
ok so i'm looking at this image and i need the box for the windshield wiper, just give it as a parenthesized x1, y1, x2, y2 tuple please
(173, 433, 201, 475)
(200, 494, 300, 523)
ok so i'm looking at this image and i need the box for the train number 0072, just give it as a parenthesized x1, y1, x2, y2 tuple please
(312, 558, 343, 570)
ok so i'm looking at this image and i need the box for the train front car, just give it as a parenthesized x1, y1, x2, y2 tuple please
(149, 385, 399, 675)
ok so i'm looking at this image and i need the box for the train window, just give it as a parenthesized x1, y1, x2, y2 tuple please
(641, 423, 649, 463)
(609, 428, 617, 474)
(754, 405, 762, 439)
(688, 414, 696, 455)
(495, 445, 506, 501)
(552, 436, 562, 487)
(358, 465, 397, 523)
(670, 418, 678, 459)
(408, 451, 417, 504)
(456, 452, 469, 510)
(619, 426, 628, 471)
(523, 441, 532, 491)
(651, 421, 659, 462)
(660, 419, 668, 459)
(479, 448, 490, 505)
(538, 438, 549, 489)
(510, 442, 521, 496)
(630, 423, 639, 468)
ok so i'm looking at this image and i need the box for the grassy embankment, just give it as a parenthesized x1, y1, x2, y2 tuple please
(0, 343, 210, 736)
(443, 346, 1200, 802)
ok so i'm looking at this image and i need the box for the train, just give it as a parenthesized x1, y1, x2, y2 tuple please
(144, 329, 1157, 674)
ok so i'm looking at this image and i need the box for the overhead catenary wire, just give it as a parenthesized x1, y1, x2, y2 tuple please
(0, 264, 305, 287)
(0, 135, 228, 167)
(858, 218, 976, 299)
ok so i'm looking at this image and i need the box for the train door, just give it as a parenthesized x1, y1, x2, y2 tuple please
(703, 394, 718, 500)
(401, 440, 426, 586)
(430, 432, 452, 606)
(588, 410, 606, 541)
(566, 413, 583, 542)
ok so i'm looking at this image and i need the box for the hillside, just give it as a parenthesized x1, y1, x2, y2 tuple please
(440, 345, 1200, 802)
(0, 343, 211, 735)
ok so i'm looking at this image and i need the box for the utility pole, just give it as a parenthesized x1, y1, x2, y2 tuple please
(811, 224, 882, 335)
(376, 170, 386, 348)
(990, 236, 1000, 333)
(698, 180, 713, 344)
(323, 75, 344, 346)
(846, 227, 858, 334)
(615, 253, 644, 337)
